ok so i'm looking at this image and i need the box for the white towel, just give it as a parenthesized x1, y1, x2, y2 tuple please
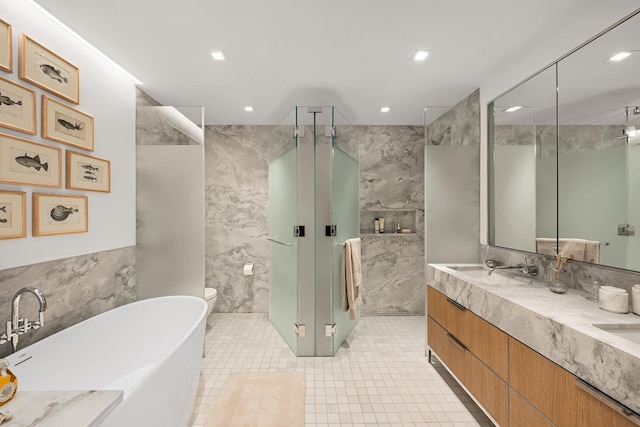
(536, 238, 592, 261)
(584, 240, 600, 264)
(558, 238, 587, 261)
(535, 238, 557, 256)
(341, 238, 362, 321)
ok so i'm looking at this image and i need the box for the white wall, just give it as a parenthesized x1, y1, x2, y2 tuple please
(0, 1, 136, 269)
(479, 2, 640, 245)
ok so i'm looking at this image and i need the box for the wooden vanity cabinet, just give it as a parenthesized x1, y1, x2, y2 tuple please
(427, 286, 508, 379)
(427, 286, 508, 425)
(427, 285, 640, 427)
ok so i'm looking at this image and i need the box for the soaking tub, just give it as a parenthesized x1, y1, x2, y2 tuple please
(6, 295, 207, 427)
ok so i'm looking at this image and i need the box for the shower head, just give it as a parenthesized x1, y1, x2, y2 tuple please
(429, 126, 451, 145)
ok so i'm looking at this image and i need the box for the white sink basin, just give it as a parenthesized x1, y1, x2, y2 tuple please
(447, 265, 542, 287)
(593, 324, 640, 346)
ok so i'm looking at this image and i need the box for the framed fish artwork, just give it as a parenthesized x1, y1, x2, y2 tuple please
(0, 77, 36, 134)
(0, 190, 26, 240)
(66, 150, 110, 193)
(18, 33, 79, 105)
(42, 96, 94, 151)
(0, 19, 11, 73)
(32, 192, 87, 237)
(0, 132, 61, 187)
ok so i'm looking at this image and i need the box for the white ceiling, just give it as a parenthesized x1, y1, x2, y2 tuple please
(32, 0, 640, 125)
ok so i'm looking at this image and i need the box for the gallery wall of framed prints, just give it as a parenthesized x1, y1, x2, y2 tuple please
(0, 19, 111, 240)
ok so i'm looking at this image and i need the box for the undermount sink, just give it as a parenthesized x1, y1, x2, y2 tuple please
(593, 324, 640, 346)
(447, 265, 541, 287)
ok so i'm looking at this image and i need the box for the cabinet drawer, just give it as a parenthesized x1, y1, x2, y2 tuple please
(509, 388, 554, 427)
(464, 349, 508, 426)
(427, 286, 508, 379)
(574, 378, 640, 427)
(427, 316, 467, 383)
(509, 337, 577, 426)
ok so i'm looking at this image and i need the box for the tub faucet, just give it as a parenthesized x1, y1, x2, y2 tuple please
(0, 287, 47, 352)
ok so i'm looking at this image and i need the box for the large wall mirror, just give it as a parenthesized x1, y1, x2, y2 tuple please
(489, 10, 640, 271)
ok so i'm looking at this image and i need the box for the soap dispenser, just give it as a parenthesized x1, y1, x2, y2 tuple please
(0, 360, 17, 406)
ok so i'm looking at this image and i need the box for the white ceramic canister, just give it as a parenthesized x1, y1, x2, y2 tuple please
(599, 286, 629, 314)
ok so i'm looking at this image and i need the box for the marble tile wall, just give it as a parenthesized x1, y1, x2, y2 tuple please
(355, 126, 425, 315)
(205, 126, 273, 313)
(494, 124, 622, 156)
(136, 88, 202, 146)
(0, 246, 136, 357)
(204, 124, 426, 315)
(426, 89, 480, 147)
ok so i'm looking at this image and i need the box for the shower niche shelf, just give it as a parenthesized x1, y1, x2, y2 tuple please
(360, 209, 418, 235)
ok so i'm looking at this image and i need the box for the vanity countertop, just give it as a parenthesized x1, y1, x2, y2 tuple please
(1, 389, 122, 426)
(427, 263, 640, 415)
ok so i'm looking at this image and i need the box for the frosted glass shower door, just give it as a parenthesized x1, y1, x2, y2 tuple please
(268, 147, 299, 354)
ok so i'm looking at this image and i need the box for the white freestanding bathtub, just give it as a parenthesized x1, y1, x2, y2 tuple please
(6, 296, 207, 427)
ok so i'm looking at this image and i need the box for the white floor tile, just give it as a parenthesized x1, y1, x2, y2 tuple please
(190, 313, 493, 426)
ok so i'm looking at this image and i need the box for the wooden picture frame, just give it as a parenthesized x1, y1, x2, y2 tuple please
(66, 150, 110, 192)
(42, 96, 94, 151)
(19, 33, 79, 104)
(0, 190, 26, 240)
(0, 132, 61, 187)
(0, 76, 36, 134)
(33, 192, 87, 236)
(0, 19, 11, 73)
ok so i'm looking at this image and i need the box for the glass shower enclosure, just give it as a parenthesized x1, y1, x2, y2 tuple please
(268, 106, 359, 356)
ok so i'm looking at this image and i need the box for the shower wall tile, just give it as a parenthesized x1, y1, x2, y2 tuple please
(0, 246, 136, 357)
(358, 125, 425, 315)
(358, 125, 425, 211)
(205, 125, 276, 313)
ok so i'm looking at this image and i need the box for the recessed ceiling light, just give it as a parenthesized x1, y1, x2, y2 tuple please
(211, 51, 227, 61)
(504, 106, 522, 113)
(380, 106, 391, 113)
(609, 51, 632, 61)
(244, 106, 254, 112)
(411, 50, 430, 61)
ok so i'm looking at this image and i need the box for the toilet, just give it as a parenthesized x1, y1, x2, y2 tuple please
(204, 287, 218, 319)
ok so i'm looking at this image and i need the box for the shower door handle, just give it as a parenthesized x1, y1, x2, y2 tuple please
(267, 238, 294, 247)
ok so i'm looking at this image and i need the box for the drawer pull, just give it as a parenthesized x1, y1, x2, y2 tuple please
(574, 378, 640, 425)
(446, 332, 467, 352)
(446, 297, 467, 311)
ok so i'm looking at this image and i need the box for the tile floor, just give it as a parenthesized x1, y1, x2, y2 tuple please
(190, 313, 494, 427)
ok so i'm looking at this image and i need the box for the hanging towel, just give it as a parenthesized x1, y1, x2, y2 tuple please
(584, 240, 601, 264)
(535, 238, 557, 256)
(341, 238, 362, 321)
(558, 238, 587, 260)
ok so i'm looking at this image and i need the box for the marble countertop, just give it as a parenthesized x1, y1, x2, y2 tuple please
(427, 263, 640, 415)
(1, 390, 122, 426)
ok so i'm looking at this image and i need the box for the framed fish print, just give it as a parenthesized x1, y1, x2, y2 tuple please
(32, 192, 87, 237)
(0, 133, 61, 187)
(66, 150, 110, 193)
(0, 19, 11, 73)
(42, 96, 94, 151)
(0, 190, 26, 240)
(0, 77, 36, 134)
(19, 33, 79, 104)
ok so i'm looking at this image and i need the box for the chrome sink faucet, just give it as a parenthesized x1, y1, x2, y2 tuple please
(0, 287, 47, 352)
(486, 258, 539, 277)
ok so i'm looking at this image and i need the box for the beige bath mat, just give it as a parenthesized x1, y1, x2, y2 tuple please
(205, 372, 305, 427)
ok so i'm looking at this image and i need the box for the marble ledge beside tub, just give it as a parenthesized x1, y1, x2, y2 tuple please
(2, 390, 122, 427)
(427, 263, 640, 415)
